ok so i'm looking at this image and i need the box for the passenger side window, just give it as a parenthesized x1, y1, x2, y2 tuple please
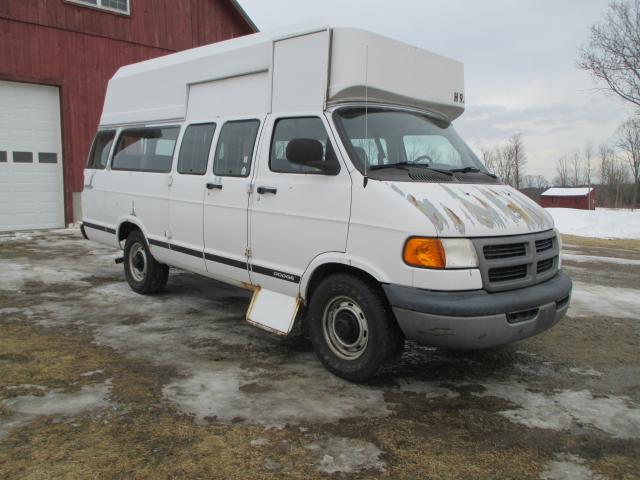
(87, 130, 116, 169)
(112, 127, 180, 173)
(270, 117, 340, 174)
(177, 123, 216, 175)
(213, 120, 259, 177)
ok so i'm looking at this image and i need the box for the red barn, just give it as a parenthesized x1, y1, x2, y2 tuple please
(0, 0, 256, 232)
(540, 187, 596, 210)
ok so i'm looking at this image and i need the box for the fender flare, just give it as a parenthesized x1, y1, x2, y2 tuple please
(115, 215, 149, 248)
(299, 252, 391, 302)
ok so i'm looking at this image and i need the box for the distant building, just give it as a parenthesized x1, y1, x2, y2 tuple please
(0, 0, 256, 232)
(540, 187, 596, 210)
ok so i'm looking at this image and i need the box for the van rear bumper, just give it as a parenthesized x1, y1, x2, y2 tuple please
(382, 271, 572, 350)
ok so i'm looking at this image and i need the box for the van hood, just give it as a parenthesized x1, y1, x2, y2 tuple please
(387, 181, 554, 237)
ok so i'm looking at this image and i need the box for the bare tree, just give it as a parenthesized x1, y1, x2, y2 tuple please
(598, 143, 614, 184)
(509, 134, 527, 189)
(555, 157, 570, 187)
(570, 150, 582, 186)
(616, 117, 640, 209)
(583, 142, 594, 186)
(481, 145, 512, 186)
(522, 174, 550, 189)
(479, 135, 526, 188)
(578, 0, 640, 111)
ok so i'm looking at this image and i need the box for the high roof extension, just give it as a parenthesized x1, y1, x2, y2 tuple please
(100, 24, 465, 127)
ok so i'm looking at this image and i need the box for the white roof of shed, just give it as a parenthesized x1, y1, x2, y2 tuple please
(541, 187, 594, 197)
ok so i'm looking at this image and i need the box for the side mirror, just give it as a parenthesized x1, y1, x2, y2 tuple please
(286, 138, 340, 175)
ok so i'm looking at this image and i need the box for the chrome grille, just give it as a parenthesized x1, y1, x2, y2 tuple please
(472, 230, 559, 292)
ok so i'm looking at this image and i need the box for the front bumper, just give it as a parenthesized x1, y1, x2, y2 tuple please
(383, 271, 572, 349)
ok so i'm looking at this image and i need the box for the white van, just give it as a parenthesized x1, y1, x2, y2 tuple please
(81, 25, 572, 382)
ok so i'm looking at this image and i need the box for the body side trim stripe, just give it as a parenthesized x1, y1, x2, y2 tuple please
(170, 243, 204, 258)
(148, 238, 170, 249)
(142, 238, 300, 285)
(83, 221, 116, 235)
(204, 252, 248, 270)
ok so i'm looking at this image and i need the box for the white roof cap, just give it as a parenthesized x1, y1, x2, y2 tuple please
(541, 187, 594, 197)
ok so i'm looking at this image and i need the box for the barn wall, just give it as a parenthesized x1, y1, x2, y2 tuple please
(540, 193, 597, 210)
(0, 0, 253, 224)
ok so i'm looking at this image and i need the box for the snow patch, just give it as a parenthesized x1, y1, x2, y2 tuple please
(547, 208, 640, 239)
(0, 382, 112, 438)
(540, 453, 604, 480)
(306, 436, 385, 474)
(569, 281, 640, 320)
(477, 383, 640, 439)
(162, 359, 391, 428)
(562, 253, 640, 266)
(0, 232, 33, 242)
(569, 367, 603, 378)
(397, 379, 459, 398)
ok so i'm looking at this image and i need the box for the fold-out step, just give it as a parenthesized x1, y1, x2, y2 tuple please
(246, 288, 300, 335)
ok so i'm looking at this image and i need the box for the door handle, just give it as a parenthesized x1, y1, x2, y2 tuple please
(206, 182, 223, 190)
(257, 186, 277, 195)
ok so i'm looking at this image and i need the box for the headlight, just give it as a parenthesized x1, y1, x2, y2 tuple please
(403, 237, 479, 269)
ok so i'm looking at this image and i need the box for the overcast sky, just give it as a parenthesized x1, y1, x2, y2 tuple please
(237, 0, 634, 178)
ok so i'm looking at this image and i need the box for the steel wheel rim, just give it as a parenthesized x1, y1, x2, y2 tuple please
(322, 296, 368, 360)
(129, 243, 147, 283)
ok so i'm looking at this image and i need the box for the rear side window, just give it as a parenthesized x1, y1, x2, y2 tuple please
(213, 120, 260, 177)
(270, 117, 339, 174)
(112, 127, 179, 173)
(87, 130, 115, 169)
(177, 123, 216, 175)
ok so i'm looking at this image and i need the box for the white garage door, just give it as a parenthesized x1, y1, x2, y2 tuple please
(0, 80, 64, 232)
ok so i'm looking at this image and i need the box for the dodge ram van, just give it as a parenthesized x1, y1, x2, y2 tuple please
(81, 25, 572, 382)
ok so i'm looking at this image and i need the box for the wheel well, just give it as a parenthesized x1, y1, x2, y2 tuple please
(305, 263, 384, 304)
(118, 221, 141, 242)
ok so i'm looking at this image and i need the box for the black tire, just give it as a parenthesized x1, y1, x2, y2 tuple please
(308, 273, 404, 382)
(123, 230, 169, 295)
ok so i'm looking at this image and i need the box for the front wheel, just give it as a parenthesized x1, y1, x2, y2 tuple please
(123, 230, 169, 295)
(308, 273, 404, 382)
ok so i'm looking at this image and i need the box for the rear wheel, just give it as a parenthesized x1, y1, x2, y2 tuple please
(308, 273, 404, 382)
(123, 230, 169, 295)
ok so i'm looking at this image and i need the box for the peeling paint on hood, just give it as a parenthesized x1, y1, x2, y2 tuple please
(388, 182, 554, 237)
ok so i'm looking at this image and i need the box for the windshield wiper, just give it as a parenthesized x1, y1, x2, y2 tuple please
(450, 166, 498, 178)
(369, 163, 453, 175)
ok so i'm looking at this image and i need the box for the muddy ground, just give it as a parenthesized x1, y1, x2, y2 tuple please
(0, 230, 639, 479)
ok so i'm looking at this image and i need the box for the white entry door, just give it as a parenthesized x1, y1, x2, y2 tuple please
(0, 80, 64, 232)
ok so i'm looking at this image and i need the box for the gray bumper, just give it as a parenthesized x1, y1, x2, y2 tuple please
(383, 271, 572, 349)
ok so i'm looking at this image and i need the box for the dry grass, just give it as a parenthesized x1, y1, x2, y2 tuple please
(561, 234, 640, 252)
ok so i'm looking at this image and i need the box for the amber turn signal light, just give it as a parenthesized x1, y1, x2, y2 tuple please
(403, 238, 446, 269)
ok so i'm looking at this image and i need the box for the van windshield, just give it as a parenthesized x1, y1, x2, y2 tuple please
(333, 107, 489, 175)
